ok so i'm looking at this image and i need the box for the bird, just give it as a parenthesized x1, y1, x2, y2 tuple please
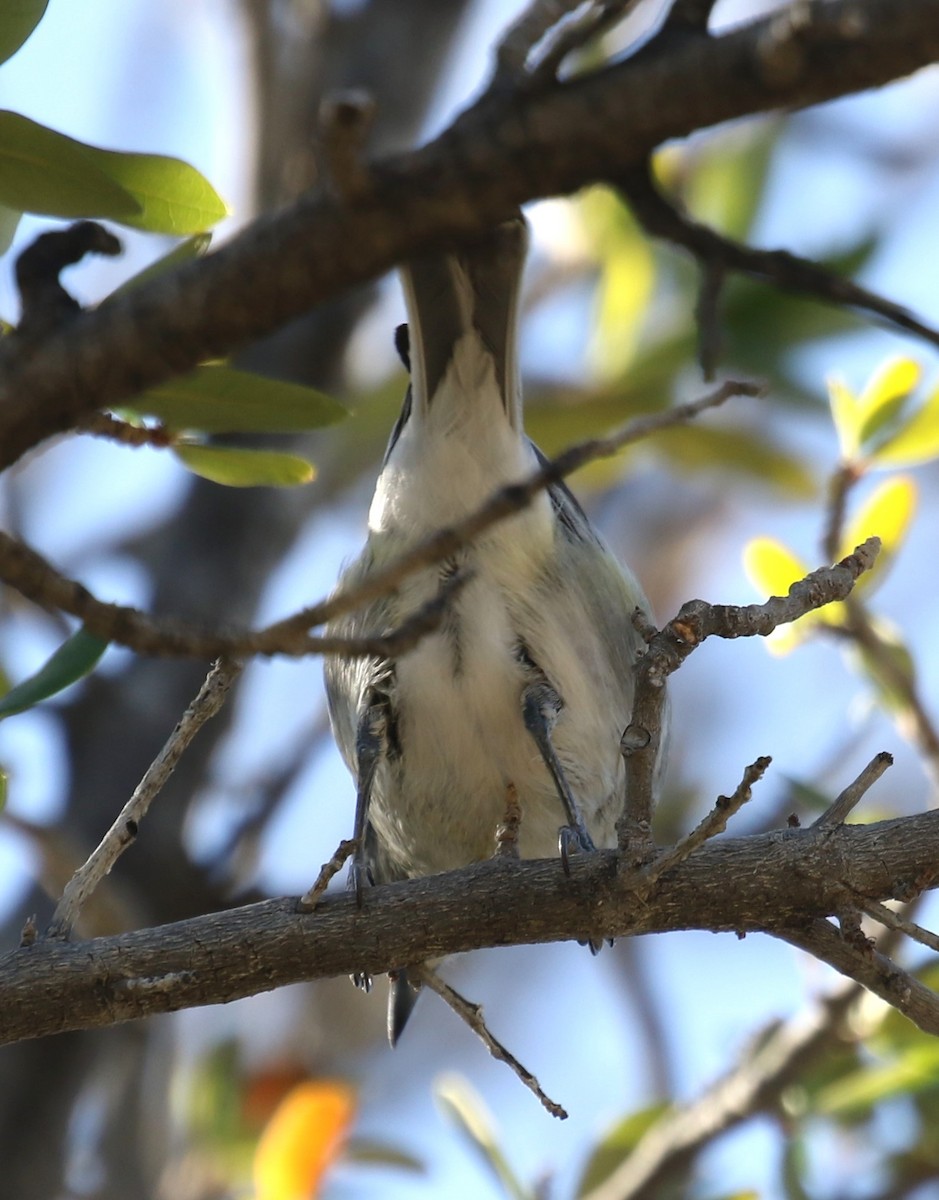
(324, 212, 658, 1044)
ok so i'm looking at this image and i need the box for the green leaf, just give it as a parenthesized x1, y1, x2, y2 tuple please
(0, 0, 48, 67)
(0, 768, 7, 812)
(436, 1076, 533, 1200)
(0, 110, 141, 220)
(173, 444, 316, 487)
(845, 616, 916, 716)
(0, 628, 107, 719)
(872, 381, 939, 468)
(0, 203, 21, 256)
(743, 537, 808, 598)
(345, 1139, 425, 1173)
(576, 1103, 670, 1197)
(105, 233, 211, 300)
(87, 146, 228, 233)
(131, 363, 346, 434)
(840, 475, 916, 593)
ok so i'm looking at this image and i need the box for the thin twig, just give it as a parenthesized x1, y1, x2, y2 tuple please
(0, 380, 756, 660)
(777, 918, 939, 1037)
(46, 658, 242, 939)
(531, 1, 644, 85)
(857, 898, 939, 955)
(76, 413, 174, 448)
(297, 839, 357, 914)
(493, 0, 589, 82)
(641, 756, 772, 888)
(318, 90, 376, 201)
(618, 162, 939, 360)
(812, 751, 893, 828)
(618, 538, 881, 852)
(414, 964, 568, 1120)
(494, 783, 522, 859)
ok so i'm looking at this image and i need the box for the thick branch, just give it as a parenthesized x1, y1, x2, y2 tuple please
(2, 808, 939, 1046)
(0, 0, 936, 467)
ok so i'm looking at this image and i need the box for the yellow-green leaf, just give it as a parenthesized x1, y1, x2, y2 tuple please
(743, 537, 808, 598)
(827, 374, 860, 460)
(815, 1043, 939, 1116)
(872, 381, 939, 468)
(0, 110, 141, 220)
(174, 444, 315, 488)
(131, 364, 346, 434)
(0, 628, 107, 719)
(0, 0, 48, 67)
(839, 476, 916, 593)
(0, 203, 21, 256)
(856, 356, 920, 450)
(87, 146, 228, 234)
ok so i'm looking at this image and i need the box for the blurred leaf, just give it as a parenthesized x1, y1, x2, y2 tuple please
(840, 475, 916, 593)
(0, 203, 21, 256)
(0, 768, 7, 811)
(0, 111, 141, 219)
(253, 1080, 355, 1200)
(0, 0, 48, 66)
(680, 121, 780, 240)
(844, 616, 915, 716)
(105, 232, 211, 300)
(173, 444, 315, 488)
(576, 1103, 669, 1197)
(131, 363, 346, 434)
(345, 1138, 424, 1173)
(436, 1075, 533, 1200)
(782, 777, 834, 816)
(656, 424, 814, 498)
(580, 188, 656, 378)
(743, 537, 808, 598)
(827, 374, 860, 460)
(0, 628, 107, 719)
(872, 380, 939, 468)
(815, 1044, 939, 1117)
(88, 146, 228, 233)
(856, 356, 921, 451)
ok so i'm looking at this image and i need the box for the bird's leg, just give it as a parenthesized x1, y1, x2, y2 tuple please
(520, 672, 596, 872)
(347, 690, 392, 994)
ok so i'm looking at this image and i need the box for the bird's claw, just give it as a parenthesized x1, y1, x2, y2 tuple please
(558, 822, 596, 875)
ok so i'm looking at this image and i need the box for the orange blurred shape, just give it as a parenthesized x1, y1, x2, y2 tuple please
(253, 1080, 356, 1200)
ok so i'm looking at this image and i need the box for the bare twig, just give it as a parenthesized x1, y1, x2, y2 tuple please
(777, 919, 939, 1037)
(662, 0, 721, 34)
(495, 783, 522, 858)
(857, 898, 939, 955)
(0, 381, 755, 659)
(76, 413, 174, 448)
(296, 839, 357, 914)
(46, 658, 242, 939)
(14, 221, 121, 343)
(641, 756, 772, 888)
(619, 538, 881, 851)
(821, 461, 860, 562)
(618, 163, 939, 365)
(414, 964, 568, 1120)
(812, 751, 893, 828)
(493, 0, 589, 82)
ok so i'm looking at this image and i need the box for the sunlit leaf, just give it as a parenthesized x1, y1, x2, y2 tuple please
(679, 121, 780, 240)
(436, 1075, 533, 1200)
(0, 0, 48, 67)
(815, 1043, 939, 1116)
(173, 444, 316, 488)
(253, 1080, 355, 1200)
(856, 356, 921, 450)
(872, 381, 939, 468)
(576, 1103, 669, 1197)
(827, 375, 860, 459)
(131, 363, 346, 434)
(87, 146, 228, 233)
(0, 628, 107, 719)
(105, 232, 211, 300)
(840, 476, 916, 593)
(0, 111, 141, 219)
(743, 537, 808, 599)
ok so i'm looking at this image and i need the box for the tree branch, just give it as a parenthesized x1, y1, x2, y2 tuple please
(3, 808, 939, 1046)
(0, 0, 935, 468)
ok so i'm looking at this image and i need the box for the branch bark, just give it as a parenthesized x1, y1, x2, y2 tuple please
(3, 808, 939, 1047)
(0, 0, 936, 468)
